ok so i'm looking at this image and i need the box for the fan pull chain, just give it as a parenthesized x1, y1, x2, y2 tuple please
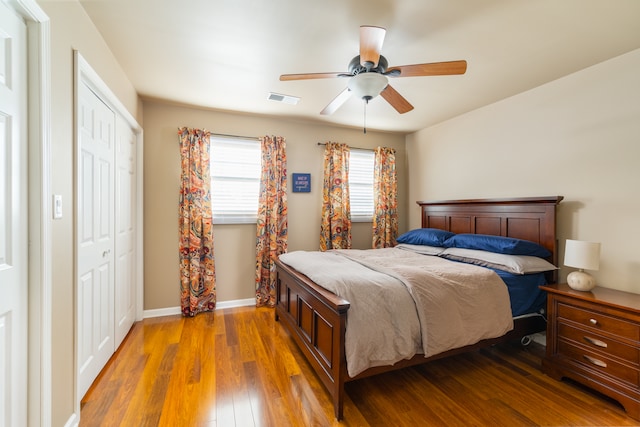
(363, 98, 368, 134)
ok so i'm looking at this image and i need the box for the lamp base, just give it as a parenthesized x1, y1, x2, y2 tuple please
(567, 270, 596, 292)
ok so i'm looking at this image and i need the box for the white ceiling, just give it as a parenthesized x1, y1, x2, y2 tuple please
(77, 0, 640, 134)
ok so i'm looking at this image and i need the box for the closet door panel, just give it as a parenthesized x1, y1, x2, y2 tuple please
(114, 116, 136, 347)
(77, 81, 115, 399)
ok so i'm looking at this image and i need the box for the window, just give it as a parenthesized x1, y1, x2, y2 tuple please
(349, 149, 375, 222)
(210, 136, 261, 224)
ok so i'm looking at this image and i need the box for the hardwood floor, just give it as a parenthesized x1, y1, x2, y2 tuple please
(80, 306, 640, 426)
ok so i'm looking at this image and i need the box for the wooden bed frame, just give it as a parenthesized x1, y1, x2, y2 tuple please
(275, 196, 563, 420)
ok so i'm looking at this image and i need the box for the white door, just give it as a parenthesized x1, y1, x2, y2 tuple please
(114, 116, 136, 347)
(0, 3, 28, 426)
(77, 81, 116, 398)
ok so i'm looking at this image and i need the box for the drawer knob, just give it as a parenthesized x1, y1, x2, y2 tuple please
(583, 336, 608, 348)
(583, 354, 607, 368)
(589, 318, 598, 325)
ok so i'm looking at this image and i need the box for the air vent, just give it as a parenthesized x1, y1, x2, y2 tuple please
(268, 92, 300, 105)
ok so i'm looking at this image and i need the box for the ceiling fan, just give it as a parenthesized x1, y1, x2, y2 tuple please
(280, 25, 468, 116)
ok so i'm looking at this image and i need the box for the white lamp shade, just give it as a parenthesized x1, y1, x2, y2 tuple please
(347, 72, 388, 100)
(564, 239, 600, 271)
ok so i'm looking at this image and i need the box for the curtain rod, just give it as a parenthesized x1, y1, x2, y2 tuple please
(211, 132, 260, 141)
(316, 142, 374, 152)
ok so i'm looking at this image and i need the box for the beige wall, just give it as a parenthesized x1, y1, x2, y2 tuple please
(406, 49, 640, 293)
(143, 100, 407, 309)
(38, 1, 141, 425)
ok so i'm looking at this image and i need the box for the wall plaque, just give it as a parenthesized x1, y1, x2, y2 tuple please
(292, 173, 311, 193)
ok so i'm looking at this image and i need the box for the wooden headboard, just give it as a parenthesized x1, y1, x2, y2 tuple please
(417, 196, 563, 278)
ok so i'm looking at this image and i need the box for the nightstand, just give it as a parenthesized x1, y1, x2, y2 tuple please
(540, 283, 640, 420)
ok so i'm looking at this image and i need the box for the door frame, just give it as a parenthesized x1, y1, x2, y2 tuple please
(73, 51, 144, 420)
(8, 0, 52, 426)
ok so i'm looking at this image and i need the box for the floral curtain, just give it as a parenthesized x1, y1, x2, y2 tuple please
(372, 146, 398, 248)
(320, 142, 352, 250)
(255, 136, 288, 307)
(178, 127, 216, 316)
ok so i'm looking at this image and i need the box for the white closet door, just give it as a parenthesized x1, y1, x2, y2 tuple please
(114, 116, 136, 347)
(0, 3, 28, 425)
(77, 81, 116, 398)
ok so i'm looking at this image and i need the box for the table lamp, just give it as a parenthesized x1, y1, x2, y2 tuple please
(564, 239, 601, 291)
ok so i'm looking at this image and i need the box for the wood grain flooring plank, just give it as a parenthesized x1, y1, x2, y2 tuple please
(98, 353, 149, 426)
(142, 342, 179, 426)
(243, 360, 279, 427)
(157, 317, 204, 426)
(117, 321, 183, 426)
(223, 310, 239, 346)
(193, 313, 219, 426)
(214, 330, 236, 426)
(242, 337, 297, 427)
(451, 353, 578, 426)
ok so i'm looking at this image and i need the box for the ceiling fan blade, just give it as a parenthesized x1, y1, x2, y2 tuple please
(280, 72, 345, 81)
(360, 25, 386, 68)
(387, 60, 467, 77)
(320, 88, 353, 115)
(380, 84, 414, 114)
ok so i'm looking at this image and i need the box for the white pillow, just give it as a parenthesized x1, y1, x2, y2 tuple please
(440, 247, 558, 275)
(395, 243, 445, 256)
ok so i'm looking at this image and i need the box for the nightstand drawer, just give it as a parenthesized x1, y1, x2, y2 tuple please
(558, 322, 640, 365)
(558, 340, 639, 386)
(558, 302, 640, 341)
(542, 283, 640, 420)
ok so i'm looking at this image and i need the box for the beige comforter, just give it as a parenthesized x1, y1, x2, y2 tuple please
(278, 247, 513, 377)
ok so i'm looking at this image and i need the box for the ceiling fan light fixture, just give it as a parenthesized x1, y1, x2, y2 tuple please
(347, 72, 388, 100)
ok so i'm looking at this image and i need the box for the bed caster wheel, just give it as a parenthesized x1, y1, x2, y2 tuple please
(520, 335, 532, 346)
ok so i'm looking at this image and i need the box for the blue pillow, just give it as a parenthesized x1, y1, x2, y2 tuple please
(443, 233, 551, 258)
(396, 228, 454, 247)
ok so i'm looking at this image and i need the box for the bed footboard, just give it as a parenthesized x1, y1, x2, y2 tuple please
(275, 259, 350, 420)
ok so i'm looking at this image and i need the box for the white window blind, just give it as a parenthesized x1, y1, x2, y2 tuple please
(349, 149, 375, 222)
(210, 136, 261, 224)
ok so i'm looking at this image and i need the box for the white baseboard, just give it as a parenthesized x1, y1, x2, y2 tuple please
(143, 306, 182, 318)
(63, 412, 79, 427)
(143, 297, 256, 319)
(217, 298, 256, 309)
